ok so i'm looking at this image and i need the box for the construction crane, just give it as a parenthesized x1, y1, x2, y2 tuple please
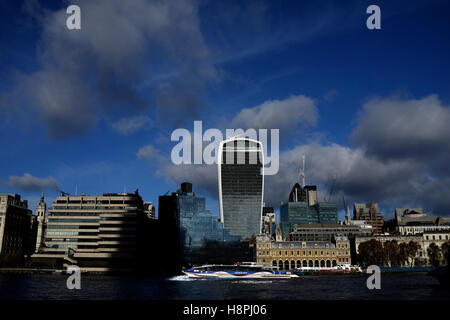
(324, 174, 337, 202)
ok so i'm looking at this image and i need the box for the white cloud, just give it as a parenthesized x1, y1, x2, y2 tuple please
(110, 115, 152, 135)
(230, 94, 318, 130)
(6, 173, 59, 192)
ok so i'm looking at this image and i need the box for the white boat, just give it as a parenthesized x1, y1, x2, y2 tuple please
(294, 264, 362, 275)
(183, 262, 299, 279)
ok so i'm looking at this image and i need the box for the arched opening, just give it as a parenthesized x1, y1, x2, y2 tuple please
(308, 260, 313, 267)
(320, 260, 325, 267)
(284, 260, 289, 270)
(278, 260, 283, 270)
(314, 260, 319, 267)
(332, 260, 337, 267)
(303, 260, 307, 267)
(290, 260, 295, 270)
(297, 260, 301, 268)
(272, 260, 277, 267)
(326, 260, 331, 267)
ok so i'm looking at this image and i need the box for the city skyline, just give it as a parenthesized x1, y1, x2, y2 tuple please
(1, 0, 450, 219)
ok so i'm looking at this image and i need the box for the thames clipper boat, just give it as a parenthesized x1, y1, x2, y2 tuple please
(183, 262, 299, 279)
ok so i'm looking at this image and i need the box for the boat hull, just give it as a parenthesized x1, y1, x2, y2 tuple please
(183, 270, 298, 279)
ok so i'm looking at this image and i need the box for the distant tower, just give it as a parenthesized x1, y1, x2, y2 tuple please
(275, 216, 283, 242)
(300, 155, 306, 188)
(35, 193, 47, 253)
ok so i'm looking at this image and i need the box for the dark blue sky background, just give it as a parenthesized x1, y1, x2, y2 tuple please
(1, 0, 449, 219)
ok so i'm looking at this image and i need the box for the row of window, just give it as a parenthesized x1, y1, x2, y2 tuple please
(258, 250, 349, 257)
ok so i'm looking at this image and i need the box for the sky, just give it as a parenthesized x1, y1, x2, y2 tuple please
(1, 0, 450, 220)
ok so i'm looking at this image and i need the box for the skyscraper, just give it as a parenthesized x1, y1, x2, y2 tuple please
(218, 137, 264, 239)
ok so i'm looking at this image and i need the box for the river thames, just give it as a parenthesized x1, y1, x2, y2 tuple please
(0, 273, 449, 300)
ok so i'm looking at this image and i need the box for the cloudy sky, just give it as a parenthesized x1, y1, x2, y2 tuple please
(1, 0, 450, 219)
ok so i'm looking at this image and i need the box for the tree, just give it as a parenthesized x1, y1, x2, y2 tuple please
(357, 239, 384, 266)
(384, 240, 401, 267)
(399, 242, 409, 266)
(406, 241, 420, 267)
(441, 240, 450, 266)
(427, 243, 441, 267)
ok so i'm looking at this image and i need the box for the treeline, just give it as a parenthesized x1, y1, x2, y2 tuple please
(358, 239, 450, 267)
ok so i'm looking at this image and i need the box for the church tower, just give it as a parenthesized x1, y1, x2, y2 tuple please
(35, 193, 47, 253)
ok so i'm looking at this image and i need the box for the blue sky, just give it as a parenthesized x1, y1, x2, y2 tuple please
(1, 0, 450, 219)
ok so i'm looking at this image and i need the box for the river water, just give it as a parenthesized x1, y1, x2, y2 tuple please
(0, 273, 449, 300)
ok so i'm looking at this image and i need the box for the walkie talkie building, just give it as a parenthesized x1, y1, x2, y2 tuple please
(218, 137, 264, 239)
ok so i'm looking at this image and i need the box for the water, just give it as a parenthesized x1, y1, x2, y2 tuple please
(0, 273, 449, 300)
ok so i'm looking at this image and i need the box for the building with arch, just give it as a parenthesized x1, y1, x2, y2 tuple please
(255, 235, 351, 270)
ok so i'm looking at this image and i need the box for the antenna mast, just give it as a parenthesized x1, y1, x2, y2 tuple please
(300, 155, 306, 188)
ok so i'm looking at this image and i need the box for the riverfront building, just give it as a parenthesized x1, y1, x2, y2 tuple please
(0, 194, 34, 266)
(32, 191, 151, 269)
(289, 223, 372, 242)
(158, 183, 239, 265)
(255, 234, 351, 270)
(355, 231, 450, 266)
(218, 137, 264, 239)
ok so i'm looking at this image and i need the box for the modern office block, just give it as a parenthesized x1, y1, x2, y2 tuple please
(158, 183, 239, 265)
(33, 191, 152, 269)
(218, 137, 264, 239)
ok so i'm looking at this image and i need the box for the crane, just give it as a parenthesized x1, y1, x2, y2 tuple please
(324, 174, 337, 202)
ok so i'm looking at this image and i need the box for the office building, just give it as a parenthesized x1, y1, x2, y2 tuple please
(218, 137, 264, 239)
(158, 183, 239, 265)
(353, 202, 384, 234)
(32, 191, 151, 270)
(289, 223, 372, 242)
(0, 194, 34, 266)
(280, 192, 338, 238)
(255, 234, 351, 269)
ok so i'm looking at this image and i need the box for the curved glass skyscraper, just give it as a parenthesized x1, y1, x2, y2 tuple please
(218, 137, 264, 239)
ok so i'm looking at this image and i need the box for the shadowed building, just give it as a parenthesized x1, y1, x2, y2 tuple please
(158, 183, 239, 267)
(0, 194, 34, 266)
(32, 191, 153, 271)
(218, 137, 264, 239)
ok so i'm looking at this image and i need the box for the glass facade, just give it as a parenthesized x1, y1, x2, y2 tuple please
(219, 138, 264, 239)
(176, 193, 238, 251)
(280, 202, 338, 238)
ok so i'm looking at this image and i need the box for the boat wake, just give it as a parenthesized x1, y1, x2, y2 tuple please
(168, 275, 196, 281)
